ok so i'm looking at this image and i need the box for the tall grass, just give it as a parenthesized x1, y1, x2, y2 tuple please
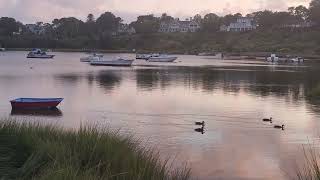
(296, 147, 320, 180)
(0, 120, 190, 180)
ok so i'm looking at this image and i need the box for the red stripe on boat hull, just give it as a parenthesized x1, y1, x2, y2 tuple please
(11, 101, 62, 109)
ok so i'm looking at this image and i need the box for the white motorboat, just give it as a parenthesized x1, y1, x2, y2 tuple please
(27, 49, 55, 59)
(266, 54, 279, 62)
(148, 54, 178, 62)
(290, 57, 304, 63)
(80, 53, 104, 62)
(90, 57, 134, 66)
(136, 54, 151, 60)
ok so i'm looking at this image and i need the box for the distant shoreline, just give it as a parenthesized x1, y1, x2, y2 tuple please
(5, 48, 320, 60)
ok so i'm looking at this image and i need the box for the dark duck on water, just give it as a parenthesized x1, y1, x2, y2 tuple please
(195, 126, 205, 134)
(195, 121, 205, 126)
(274, 124, 285, 130)
(263, 117, 273, 123)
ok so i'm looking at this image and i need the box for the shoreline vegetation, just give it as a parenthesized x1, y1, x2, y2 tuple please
(0, 120, 190, 180)
(1, 0, 320, 59)
(308, 85, 320, 98)
(296, 147, 320, 180)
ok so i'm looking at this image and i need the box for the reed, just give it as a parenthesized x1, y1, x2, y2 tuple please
(296, 146, 320, 180)
(0, 120, 190, 180)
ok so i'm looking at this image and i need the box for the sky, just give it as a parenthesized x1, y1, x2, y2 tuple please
(0, 0, 311, 24)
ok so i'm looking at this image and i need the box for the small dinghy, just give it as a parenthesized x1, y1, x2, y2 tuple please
(80, 53, 104, 62)
(27, 49, 55, 59)
(10, 98, 63, 109)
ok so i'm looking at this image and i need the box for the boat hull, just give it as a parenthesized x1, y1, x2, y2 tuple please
(10, 98, 63, 109)
(148, 57, 177, 62)
(11, 108, 63, 117)
(90, 59, 134, 66)
(136, 54, 151, 60)
(27, 55, 55, 59)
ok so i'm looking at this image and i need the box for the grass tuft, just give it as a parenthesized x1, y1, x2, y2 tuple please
(0, 120, 190, 180)
(296, 146, 320, 180)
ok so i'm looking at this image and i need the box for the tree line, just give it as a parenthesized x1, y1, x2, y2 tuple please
(0, 0, 319, 49)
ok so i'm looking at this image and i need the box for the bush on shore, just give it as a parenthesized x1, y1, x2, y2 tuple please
(0, 120, 190, 180)
(308, 85, 320, 98)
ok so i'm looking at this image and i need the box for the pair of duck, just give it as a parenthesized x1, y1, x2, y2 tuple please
(263, 117, 285, 130)
(195, 121, 205, 134)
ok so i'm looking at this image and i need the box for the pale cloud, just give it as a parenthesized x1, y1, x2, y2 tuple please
(0, 0, 311, 23)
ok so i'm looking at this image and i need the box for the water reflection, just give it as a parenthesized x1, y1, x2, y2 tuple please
(2, 52, 320, 180)
(95, 70, 122, 93)
(135, 66, 320, 103)
(11, 108, 63, 117)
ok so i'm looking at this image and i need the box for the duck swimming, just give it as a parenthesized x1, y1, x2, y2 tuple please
(195, 121, 205, 126)
(274, 124, 285, 130)
(195, 126, 205, 134)
(263, 117, 272, 123)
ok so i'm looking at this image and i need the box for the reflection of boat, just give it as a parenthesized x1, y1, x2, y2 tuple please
(199, 53, 223, 59)
(80, 53, 104, 62)
(267, 54, 279, 62)
(148, 54, 178, 62)
(136, 54, 151, 60)
(90, 57, 134, 66)
(10, 98, 63, 109)
(11, 108, 63, 117)
(27, 49, 55, 59)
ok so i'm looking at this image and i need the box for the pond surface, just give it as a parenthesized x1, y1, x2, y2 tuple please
(1, 51, 320, 180)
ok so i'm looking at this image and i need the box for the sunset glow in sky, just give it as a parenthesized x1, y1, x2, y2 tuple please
(0, 0, 311, 23)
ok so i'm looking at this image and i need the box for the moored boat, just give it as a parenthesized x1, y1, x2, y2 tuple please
(290, 57, 304, 63)
(10, 98, 64, 109)
(136, 54, 151, 60)
(90, 57, 134, 66)
(27, 49, 55, 59)
(266, 54, 279, 62)
(80, 53, 104, 62)
(147, 54, 178, 62)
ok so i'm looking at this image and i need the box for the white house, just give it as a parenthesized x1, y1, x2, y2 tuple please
(117, 24, 136, 35)
(159, 19, 200, 33)
(220, 17, 256, 32)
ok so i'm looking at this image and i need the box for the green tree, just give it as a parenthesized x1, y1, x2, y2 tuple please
(87, 14, 95, 23)
(52, 17, 85, 39)
(131, 15, 159, 33)
(202, 13, 220, 32)
(193, 14, 202, 23)
(160, 13, 174, 23)
(309, 0, 320, 25)
(251, 10, 275, 28)
(96, 12, 122, 35)
(0, 17, 20, 36)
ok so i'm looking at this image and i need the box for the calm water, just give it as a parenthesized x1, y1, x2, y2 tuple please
(1, 51, 320, 179)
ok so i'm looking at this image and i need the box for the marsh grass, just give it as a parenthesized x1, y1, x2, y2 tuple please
(0, 120, 190, 180)
(296, 146, 320, 180)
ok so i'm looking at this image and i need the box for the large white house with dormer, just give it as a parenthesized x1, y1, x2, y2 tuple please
(159, 19, 200, 33)
(220, 17, 257, 32)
